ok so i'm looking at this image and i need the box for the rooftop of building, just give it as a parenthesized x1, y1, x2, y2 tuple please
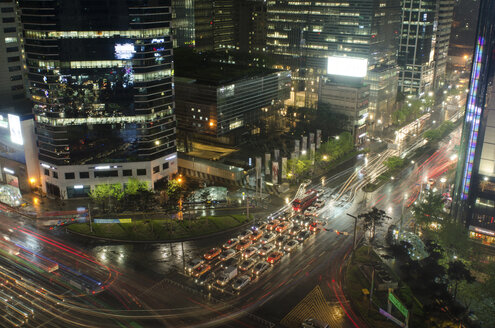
(174, 48, 280, 86)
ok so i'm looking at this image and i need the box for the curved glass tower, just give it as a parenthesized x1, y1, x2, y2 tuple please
(19, 0, 177, 198)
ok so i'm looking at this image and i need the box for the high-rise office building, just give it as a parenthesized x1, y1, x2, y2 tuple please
(18, 0, 177, 199)
(398, 0, 438, 95)
(266, 0, 400, 127)
(194, 0, 236, 52)
(0, 0, 27, 105)
(452, 0, 495, 245)
(238, 0, 266, 54)
(449, 0, 480, 67)
(171, 0, 195, 48)
(433, 0, 455, 88)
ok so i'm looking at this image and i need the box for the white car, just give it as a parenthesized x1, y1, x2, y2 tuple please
(260, 232, 276, 245)
(242, 246, 258, 259)
(185, 258, 205, 274)
(218, 249, 236, 261)
(238, 229, 253, 240)
(232, 275, 251, 291)
(258, 244, 275, 256)
(284, 240, 299, 252)
(223, 238, 239, 249)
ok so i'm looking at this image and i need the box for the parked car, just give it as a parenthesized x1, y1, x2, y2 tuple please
(194, 271, 215, 286)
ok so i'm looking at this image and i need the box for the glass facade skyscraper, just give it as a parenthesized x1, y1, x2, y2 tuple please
(19, 0, 177, 198)
(452, 0, 495, 245)
(266, 0, 400, 127)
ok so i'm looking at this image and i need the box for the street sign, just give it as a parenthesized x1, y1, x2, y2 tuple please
(379, 308, 405, 327)
(388, 292, 409, 317)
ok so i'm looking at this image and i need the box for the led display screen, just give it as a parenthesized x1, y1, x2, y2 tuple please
(327, 56, 368, 78)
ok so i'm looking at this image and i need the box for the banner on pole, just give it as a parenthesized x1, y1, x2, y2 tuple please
(272, 162, 279, 184)
(316, 129, 322, 149)
(265, 153, 271, 175)
(281, 157, 288, 179)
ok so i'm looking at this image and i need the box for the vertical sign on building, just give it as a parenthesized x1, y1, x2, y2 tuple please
(302, 136, 308, 155)
(316, 129, 322, 149)
(256, 157, 262, 197)
(281, 157, 287, 179)
(265, 153, 271, 175)
(274, 149, 280, 161)
(294, 140, 300, 158)
(272, 162, 279, 184)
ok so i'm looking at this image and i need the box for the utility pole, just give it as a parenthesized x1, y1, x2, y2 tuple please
(347, 213, 358, 252)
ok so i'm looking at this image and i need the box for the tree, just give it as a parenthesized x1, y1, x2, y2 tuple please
(447, 260, 475, 299)
(358, 207, 390, 241)
(437, 219, 472, 259)
(384, 156, 405, 171)
(89, 183, 123, 212)
(411, 191, 444, 230)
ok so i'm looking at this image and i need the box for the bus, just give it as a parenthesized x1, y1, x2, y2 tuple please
(292, 189, 318, 212)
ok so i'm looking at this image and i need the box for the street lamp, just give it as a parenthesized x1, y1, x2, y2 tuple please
(322, 155, 328, 161)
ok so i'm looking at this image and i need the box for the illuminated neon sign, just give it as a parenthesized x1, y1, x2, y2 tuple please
(461, 36, 484, 200)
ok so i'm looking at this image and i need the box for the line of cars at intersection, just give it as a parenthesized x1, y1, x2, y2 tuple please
(184, 210, 323, 294)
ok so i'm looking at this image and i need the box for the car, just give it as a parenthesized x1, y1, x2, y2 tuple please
(220, 257, 237, 269)
(252, 262, 270, 276)
(305, 207, 317, 216)
(258, 244, 275, 256)
(218, 249, 236, 261)
(238, 229, 253, 240)
(297, 230, 311, 242)
(260, 232, 276, 244)
(236, 238, 252, 251)
(238, 258, 257, 272)
(301, 318, 329, 328)
(284, 240, 299, 252)
(192, 264, 211, 278)
(194, 271, 215, 286)
(300, 216, 312, 227)
(289, 224, 303, 236)
(265, 219, 280, 231)
(275, 235, 289, 247)
(242, 246, 258, 259)
(266, 251, 283, 264)
(204, 247, 221, 260)
(275, 222, 292, 233)
(223, 238, 239, 249)
(250, 230, 263, 241)
(232, 275, 251, 291)
(185, 258, 205, 274)
(309, 221, 319, 233)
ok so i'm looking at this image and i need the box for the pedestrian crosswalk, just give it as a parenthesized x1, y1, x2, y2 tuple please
(280, 285, 335, 328)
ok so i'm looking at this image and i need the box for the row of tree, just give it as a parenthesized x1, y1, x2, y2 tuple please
(89, 178, 183, 213)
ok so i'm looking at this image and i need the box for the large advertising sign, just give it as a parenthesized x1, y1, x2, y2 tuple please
(327, 56, 368, 78)
(8, 114, 23, 145)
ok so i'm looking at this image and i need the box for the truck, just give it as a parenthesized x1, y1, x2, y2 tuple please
(216, 266, 238, 286)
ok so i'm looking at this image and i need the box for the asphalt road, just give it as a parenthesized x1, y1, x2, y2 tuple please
(0, 127, 460, 328)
